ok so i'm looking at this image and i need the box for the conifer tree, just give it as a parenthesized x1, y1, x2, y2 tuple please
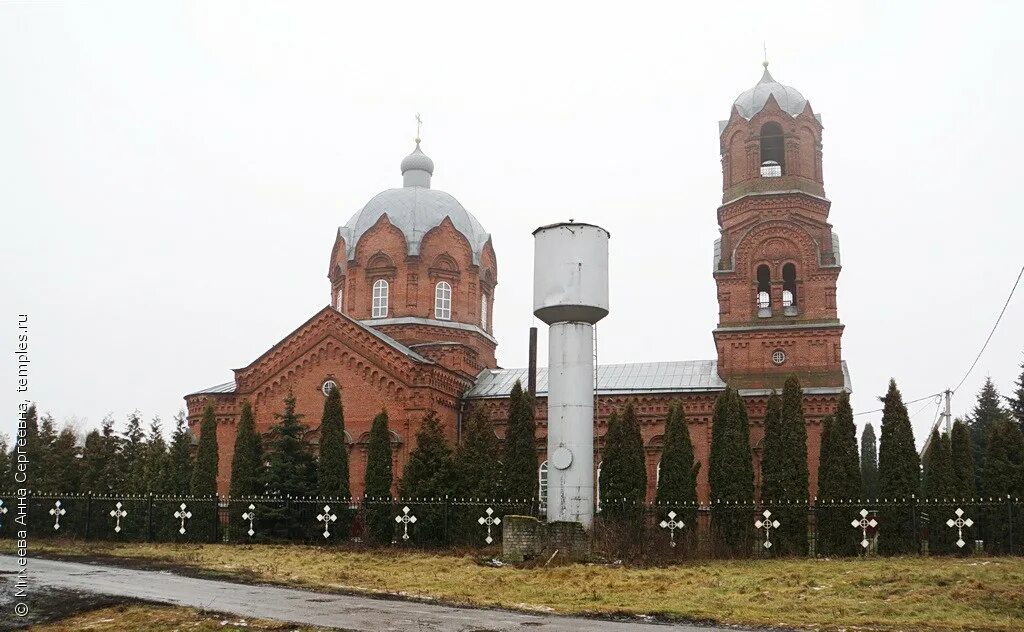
(80, 429, 106, 493)
(816, 392, 863, 555)
(143, 418, 170, 495)
(43, 426, 81, 493)
(0, 434, 10, 490)
(861, 423, 879, 499)
(923, 430, 956, 554)
(980, 419, 1024, 553)
(264, 395, 316, 498)
(967, 378, 1012, 490)
(167, 412, 193, 495)
(454, 405, 501, 499)
(400, 410, 455, 499)
(21, 404, 40, 488)
(316, 387, 349, 498)
(655, 401, 698, 505)
(599, 402, 647, 516)
(121, 412, 148, 494)
(709, 388, 755, 552)
(230, 401, 264, 498)
(1005, 360, 1024, 430)
(502, 380, 539, 500)
(37, 413, 58, 488)
(98, 416, 123, 492)
(191, 403, 221, 497)
(760, 376, 809, 554)
(877, 379, 920, 555)
(950, 420, 977, 500)
(363, 409, 394, 544)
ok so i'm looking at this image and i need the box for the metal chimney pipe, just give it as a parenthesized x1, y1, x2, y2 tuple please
(533, 221, 609, 529)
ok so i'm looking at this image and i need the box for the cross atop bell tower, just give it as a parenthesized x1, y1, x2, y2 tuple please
(712, 64, 846, 391)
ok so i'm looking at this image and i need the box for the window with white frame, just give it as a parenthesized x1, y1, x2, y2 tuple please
(480, 293, 488, 330)
(335, 289, 344, 312)
(371, 279, 389, 318)
(434, 281, 452, 320)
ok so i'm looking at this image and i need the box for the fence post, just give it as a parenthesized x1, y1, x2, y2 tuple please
(443, 495, 450, 547)
(285, 496, 292, 541)
(213, 495, 220, 544)
(84, 493, 92, 540)
(1008, 494, 1015, 555)
(910, 495, 919, 555)
(147, 494, 154, 541)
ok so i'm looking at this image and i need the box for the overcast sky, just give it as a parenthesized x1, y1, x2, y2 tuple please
(3, 1, 1023, 448)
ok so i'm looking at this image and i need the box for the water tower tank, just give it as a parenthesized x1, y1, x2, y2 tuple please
(532, 221, 609, 529)
(533, 222, 610, 326)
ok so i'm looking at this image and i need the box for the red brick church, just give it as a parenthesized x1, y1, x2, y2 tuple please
(185, 63, 850, 502)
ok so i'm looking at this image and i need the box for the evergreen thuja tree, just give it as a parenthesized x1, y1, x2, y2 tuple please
(36, 414, 57, 491)
(230, 401, 264, 498)
(0, 434, 10, 490)
(399, 410, 455, 545)
(655, 401, 698, 549)
(502, 380, 538, 501)
(316, 387, 349, 499)
(167, 412, 193, 496)
(709, 388, 755, 554)
(120, 412, 148, 494)
(45, 426, 81, 494)
(923, 429, 956, 554)
(655, 401, 698, 505)
(364, 409, 394, 544)
(454, 405, 501, 499)
(816, 392, 863, 556)
(21, 405, 40, 488)
(98, 416, 123, 493)
(761, 376, 809, 555)
(143, 417, 170, 495)
(980, 420, 1024, 554)
(599, 402, 647, 518)
(877, 379, 921, 555)
(861, 423, 879, 499)
(191, 403, 221, 497)
(950, 420, 977, 500)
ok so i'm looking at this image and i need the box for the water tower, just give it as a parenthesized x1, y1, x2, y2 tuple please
(533, 221, 609, 529)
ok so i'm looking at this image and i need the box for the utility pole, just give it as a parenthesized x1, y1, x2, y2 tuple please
(941, 389, 953, 434)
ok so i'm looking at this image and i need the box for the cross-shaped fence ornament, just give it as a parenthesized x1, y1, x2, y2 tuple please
(851, 509, 878, 549)
(478, 507, 501, 544)
(317, 505, 337, 539)
(174, 503, 192, 535)
(0, 500, 8, 529)
(109, 502, 128, 533)
(946, 507, 974, 548)
(241, 504, 257, 537)
(49, 500, 66, 531)
(659, 510, 685, 548)
(754, 509, 780, 550)
(395, 505, 417, 541)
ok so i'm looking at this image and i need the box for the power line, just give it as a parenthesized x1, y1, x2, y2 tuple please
(853, 392, 941, 417)
(952, 262, 1024, 394)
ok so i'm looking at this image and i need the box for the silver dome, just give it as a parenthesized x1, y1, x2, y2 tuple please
(339, 144, 491, 265)
(732, 65, 808, 120)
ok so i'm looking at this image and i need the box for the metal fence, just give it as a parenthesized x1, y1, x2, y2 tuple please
(1, 492, 1019, 557)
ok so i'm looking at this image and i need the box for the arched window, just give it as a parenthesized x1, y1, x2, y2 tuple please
(371, 279, 389, 318)
(434, 281, 452, 320)
(782, 263, 797, 313)
(538, 461, 548, 514)
(480, 293, 488, 331)
(756, 264, 771, 316)
(760, 122, 785, 177)
(335, 289, 344, 312)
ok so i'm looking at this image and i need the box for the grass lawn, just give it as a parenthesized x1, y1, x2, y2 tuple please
(31, 603, 328, 631)
(6, 540, 1024, 631)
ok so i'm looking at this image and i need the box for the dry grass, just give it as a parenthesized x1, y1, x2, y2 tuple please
(8, 540, 1024, 631)
(30, 603, 327, 631)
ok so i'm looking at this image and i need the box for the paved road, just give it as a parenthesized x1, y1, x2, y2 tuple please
(2, 555, 743, 631)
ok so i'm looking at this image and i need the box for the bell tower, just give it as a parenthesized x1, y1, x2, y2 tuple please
(712, 63, 844, 390)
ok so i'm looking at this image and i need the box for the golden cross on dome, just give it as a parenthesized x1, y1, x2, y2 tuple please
(415, 113, 422, 144)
